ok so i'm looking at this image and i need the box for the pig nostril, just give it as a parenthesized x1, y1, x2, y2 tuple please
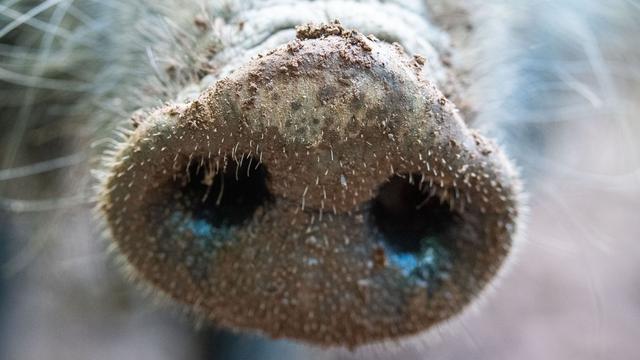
(176, 156, 272, 229)
(370, 174, 459, 285)
(159, 157, 271, 250)
(371, 174, 458, 254)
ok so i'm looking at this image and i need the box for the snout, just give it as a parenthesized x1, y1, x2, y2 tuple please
(99, 23, 521, 347)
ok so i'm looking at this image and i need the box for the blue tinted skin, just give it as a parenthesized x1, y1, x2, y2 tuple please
(385, 237, 452, 289)
(185, 218, 215, 238)
(387, 252, 420, 277)
(169, 212, 236, 251)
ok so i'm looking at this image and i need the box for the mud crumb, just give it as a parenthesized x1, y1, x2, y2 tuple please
(471, 130, 494, 155)
(287, 40, 303, 54)
(296, 20, 346, 40)
(297, 21, 372, 53)
(392, 42, 406, 55)
(351, 33, 372, 52)
(414, 54, 426, 65)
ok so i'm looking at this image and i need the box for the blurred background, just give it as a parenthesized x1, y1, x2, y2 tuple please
(1, 0, 639, 359)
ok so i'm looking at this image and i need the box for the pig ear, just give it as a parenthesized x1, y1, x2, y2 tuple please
(98, 23, 523, 347)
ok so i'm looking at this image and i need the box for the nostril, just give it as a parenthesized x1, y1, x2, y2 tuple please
(177, 155, 271, 228)
(371, 174, 458, 253)
(370, 174, 457, 285)
(163, 155, 272, 240)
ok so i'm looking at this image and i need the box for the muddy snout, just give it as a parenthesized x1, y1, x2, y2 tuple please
(99, 23, 521, 347)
